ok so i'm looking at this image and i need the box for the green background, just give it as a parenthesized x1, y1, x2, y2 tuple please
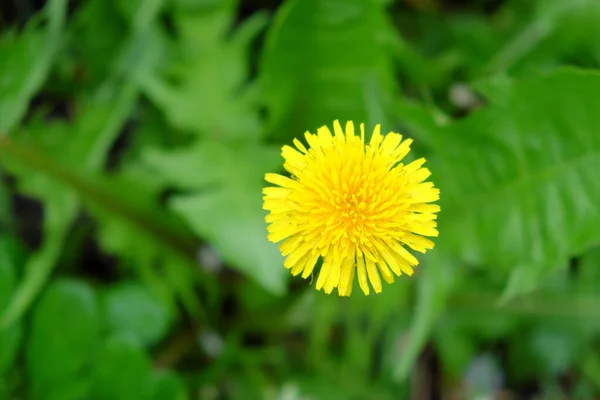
(1, 0, 600, 398)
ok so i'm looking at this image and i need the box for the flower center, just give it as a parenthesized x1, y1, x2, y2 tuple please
(329, 179, 379, 245)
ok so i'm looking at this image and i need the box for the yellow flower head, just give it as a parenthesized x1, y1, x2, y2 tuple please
(263, 120, 440, 296)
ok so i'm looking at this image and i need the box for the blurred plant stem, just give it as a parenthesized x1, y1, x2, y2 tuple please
(0, 135, 199, 263)
(449, 290, 600, 319)
(482, 2, 573, 75)
(582, 353, 600, 390)
(482, 16, 553, 75)
(154, 326, 199, 369)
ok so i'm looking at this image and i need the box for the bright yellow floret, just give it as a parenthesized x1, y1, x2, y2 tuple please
(263, 120, 440, 296)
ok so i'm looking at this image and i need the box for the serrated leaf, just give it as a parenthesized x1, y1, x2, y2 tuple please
(0, 10, 163, 326)
(102, 282, 171, 346)
(0, 129, 202, 322)
(431, 69, 600, 298)
(0, 0, 66, 133)
(70, 0, 127, 85)
(142, 141, 287, 294)
(26, 280, 99, 395)
(87, 168, 203, 316)
(0, 83, 137, 328)
(141, 1, 265, 140)
(259, 0, 397, 138)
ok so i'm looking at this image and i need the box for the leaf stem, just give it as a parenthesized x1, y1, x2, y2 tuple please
(448, 290, 600, 319)
(0, 136, 199, 263)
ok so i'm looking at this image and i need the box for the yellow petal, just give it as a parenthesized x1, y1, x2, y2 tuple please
(265, 173, 297, 188)
(356, 251, 370, 295)
(333, 119, 345, 140)
(301, 252, 320, 279)
(293, 138, 308, 154)
(338, 265, 355, 297)
(345, 121, 355, 142)
(338, 246, 356, 292)
(369, 124, 383, 148)
(316, 255, 331, 291)
(365, 258, 382, 294)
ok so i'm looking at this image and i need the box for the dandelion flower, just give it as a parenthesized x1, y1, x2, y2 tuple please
(263, 120, 440, 296)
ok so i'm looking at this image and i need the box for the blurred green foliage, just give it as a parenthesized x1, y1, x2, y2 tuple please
(1, 0, 600, 398)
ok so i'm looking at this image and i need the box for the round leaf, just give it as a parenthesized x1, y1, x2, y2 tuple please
(102, 282, 171, 346)
(26, 279, 99, 394)
(91, 334, 152, 400)
(147, 370, 187, 400)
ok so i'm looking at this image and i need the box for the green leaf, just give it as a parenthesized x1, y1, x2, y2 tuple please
(575, 247, 600, 295)
(0, 86, 156, 329)
(0, 237, 17, 317)
(0, 96, 131, 328)
(71, 0, 165, 86)
(141, 1, 265, 140)
(259, 0, 397, 138)
(43, 380, 91, 400)
(70, 0, 127, 85)
(497, 0, 600, 74)
(91, 335, 152, 400)
(547, 0, 600, 65)
(433, 322, 475, 379)
(0, 0, 66, 133)
(395, 96, 449, 149)
(102, 282, 171, 346)
(147, 370, 187, 400)
(0, 224, 72, 330)
(143, 141, 287, 294)
(0, 0, 167, 328)
(0, 131, 202, 321)
(0, 236, 22, 375)
(0, 322, 20, 377)
(114, 0, 164, 32)
(0, 84, 139, 329)
(480, 1, 558, 75)
(431, 69, 600, 298)
(530, 325, 577, 375)
(87, 168, 203, 316)
(499, 263, 557, 304)
(446, 13, 509, 78)
(392, 248, 455, 381)
(26, 280, 99, 395)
